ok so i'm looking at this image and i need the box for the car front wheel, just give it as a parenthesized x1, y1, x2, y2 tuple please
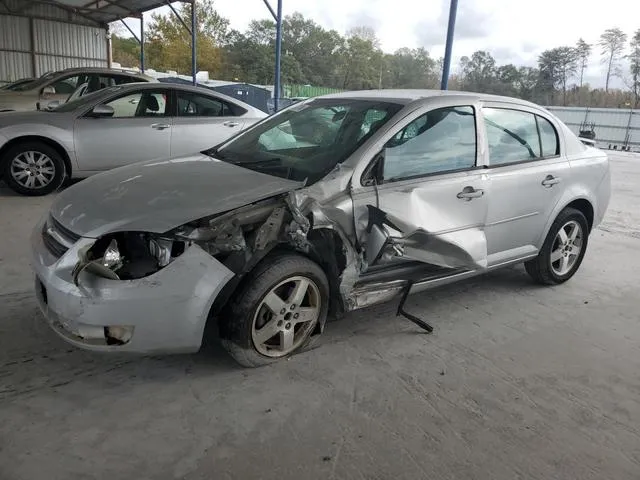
(220, 253, 329, 367)
(525, 207, 589, 285)
(2, 141, 65, 196)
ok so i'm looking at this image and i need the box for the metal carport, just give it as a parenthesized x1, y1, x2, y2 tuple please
(0, 0, 198, 83)
(0, 0, 286, 108)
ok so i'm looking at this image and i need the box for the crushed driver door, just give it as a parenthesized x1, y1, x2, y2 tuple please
(351, 103, 490, 271)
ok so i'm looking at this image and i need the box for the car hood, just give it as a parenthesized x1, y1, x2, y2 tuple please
(50, 154, 302, 238)
(0, 110, 59, 125)
(0, 91, 34, 108)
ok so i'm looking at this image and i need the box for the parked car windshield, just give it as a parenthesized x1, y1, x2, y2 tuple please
(52, 87, 122, 112)
(11, 75, 53, 92)
(210, 98, 403, 184)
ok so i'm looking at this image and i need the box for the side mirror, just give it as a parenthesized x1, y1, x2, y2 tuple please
(42, 86, 55, 97)
(89, 104, 115, 118)
(45, 100, 60, 111)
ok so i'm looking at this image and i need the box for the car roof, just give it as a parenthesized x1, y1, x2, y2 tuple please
(79, 82, 259, 112)
(319, 89, 543, 109)
(51, 67, 155, 81)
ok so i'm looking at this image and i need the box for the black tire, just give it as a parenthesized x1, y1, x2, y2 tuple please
(2, 141, 66, 196)
(525, 207, 590, 285)
(220, 253, 329, 368)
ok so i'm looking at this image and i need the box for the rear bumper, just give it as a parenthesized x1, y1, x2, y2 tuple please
(31, 217, 235, 354)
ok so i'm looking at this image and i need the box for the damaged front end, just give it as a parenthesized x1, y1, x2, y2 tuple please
(71, 191, 362, 339)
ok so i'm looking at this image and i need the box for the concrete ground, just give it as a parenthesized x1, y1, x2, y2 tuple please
(1, 153, 639, 480)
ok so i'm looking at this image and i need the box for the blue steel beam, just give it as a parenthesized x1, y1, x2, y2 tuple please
(262, 0, 276, 20)
(120, 19, 140, 43)
(166, 0, 192, 35)
(274, 0, 282, 111)
(261, 0, 283, 112)
(440, 0, 458, 90)
(140, 15, 145, 73)
(191, 0, 197, 85)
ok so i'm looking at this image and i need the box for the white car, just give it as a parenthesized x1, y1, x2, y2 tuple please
(0, 67, 155, 112)
(0, 82, 267, 195)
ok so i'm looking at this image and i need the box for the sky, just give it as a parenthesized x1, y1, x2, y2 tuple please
(126, 0, 640, 88)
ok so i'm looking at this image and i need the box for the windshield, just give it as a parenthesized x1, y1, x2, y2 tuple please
(2, 79, 33, 91)
(12, 75, 53, 92)
(210, 98, 403, 183)
(52, 87, 122, 112)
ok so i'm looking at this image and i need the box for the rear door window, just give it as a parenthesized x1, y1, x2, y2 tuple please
(484, 108, 542, 165)
(176, 91, 240, 117)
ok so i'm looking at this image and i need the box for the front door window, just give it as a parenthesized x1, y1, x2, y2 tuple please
(382, 106, 476, 182)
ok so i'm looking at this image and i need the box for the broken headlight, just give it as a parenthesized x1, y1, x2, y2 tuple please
(72, 232, 186, 285)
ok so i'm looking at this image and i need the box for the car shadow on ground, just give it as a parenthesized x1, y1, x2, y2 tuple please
(0, 178, 80, 197)
(0, 265, 549, 402)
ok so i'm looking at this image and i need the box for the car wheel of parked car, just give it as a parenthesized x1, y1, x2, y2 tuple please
(2, 141, 65, 196)
(220, 253, 329, 367)
(525, 207, 589, 285)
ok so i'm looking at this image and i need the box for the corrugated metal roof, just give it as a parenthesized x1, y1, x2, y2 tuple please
(1, 1, 188, 26)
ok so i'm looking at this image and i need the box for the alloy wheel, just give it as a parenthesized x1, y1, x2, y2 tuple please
(10, 151, 56, 190)
(550, 220, 583, 276)
(251, 275, 321, 357)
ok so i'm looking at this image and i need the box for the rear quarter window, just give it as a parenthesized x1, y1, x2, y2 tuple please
(537, 115, 560, 157)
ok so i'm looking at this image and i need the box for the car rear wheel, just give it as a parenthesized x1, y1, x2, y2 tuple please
(220, 253, 329, 367)
(525, 207, 589, 285)
(2, 141, 65, 196)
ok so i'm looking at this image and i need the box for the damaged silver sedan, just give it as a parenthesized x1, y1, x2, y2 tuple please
(31, 90, 611, 366)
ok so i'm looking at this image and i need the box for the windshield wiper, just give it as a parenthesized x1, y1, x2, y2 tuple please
(232, 157, 282, 167)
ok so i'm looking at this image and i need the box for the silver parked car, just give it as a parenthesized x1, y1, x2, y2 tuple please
(0, 82, 266, 195)
(0, 67, 155, 112)
(0, 78, 36, 91)
(31, 90, 611, 367)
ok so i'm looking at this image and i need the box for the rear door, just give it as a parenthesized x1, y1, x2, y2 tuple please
(351, 103, 490, 271)
(73, 87, 172, 171)
(481, 103, 569, 266)
(170, 89, 247, 156)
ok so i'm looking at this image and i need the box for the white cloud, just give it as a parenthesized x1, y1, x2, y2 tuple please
(129, 0, 640, 87)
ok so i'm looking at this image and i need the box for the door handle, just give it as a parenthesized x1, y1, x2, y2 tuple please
(457, 186, 484, 200)
(223, 121, 239, 127)
(151, 123, 170, 130)
(541, 175, 561, 187)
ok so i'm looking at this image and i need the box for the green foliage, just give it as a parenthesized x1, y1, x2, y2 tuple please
(575, 38, 591, 87)
(110, 3, 636, 108)
(599, 28, 627, 92)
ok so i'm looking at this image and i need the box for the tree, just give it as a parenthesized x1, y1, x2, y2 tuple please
(575, 38, 591, 88)
(555, 47, 579, 105)
(629, 29, 640, 107)
(338, 36, 381, 89)
(459, 51, 497, 93)
(537, 47, 578, 105)
(515, 67, 540, 101)
(346, 26, 381, 49)
(385, 48, 437, 89)
(282, 13, 343, 86)
(145, 0, 229, 75)
(111, 35, 139, 68)
(496, 64, 520, 96)
(538, 49, 560, 103)
(599, 27, 627, 92)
